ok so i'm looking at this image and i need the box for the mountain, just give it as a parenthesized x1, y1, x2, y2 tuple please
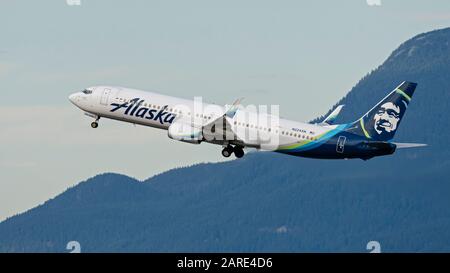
(1, 28, 450, 253)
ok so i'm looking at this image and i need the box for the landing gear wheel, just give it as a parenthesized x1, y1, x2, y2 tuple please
(221, 147, 232, 158)
(91, 122, 99, 128)
(234, 147, 245, 158)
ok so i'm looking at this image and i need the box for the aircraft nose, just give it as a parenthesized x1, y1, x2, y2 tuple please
(69, 93, 78, 104)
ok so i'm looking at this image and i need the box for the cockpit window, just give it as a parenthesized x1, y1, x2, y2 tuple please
(82, 89, 92, 94)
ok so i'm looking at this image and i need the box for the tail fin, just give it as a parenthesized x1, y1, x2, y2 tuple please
(347, 81, 417, 141)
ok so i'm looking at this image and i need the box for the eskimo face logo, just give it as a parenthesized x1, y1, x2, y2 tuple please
(373, 102, 400, 134)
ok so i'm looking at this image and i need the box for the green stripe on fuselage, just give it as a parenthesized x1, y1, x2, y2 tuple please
(277, 124, 348, 152)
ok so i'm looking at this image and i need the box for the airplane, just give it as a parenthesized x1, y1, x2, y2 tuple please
(69, 81, 426, 160)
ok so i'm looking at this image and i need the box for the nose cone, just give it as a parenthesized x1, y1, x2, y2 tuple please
(69, 93, 78, 105)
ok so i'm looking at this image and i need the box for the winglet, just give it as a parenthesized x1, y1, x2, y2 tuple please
(225, 97, 244, 118)
(321, 105, 344, 125)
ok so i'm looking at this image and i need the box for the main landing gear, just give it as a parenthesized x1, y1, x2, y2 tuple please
(221, 145, 245, 159)
(91, 117, 100, 129)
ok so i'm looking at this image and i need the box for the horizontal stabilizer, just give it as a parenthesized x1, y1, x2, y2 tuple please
(322, 105, 344, 125)
(393, 142, 428, 149)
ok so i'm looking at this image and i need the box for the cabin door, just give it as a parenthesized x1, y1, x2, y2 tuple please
(100, 88, 111, 106)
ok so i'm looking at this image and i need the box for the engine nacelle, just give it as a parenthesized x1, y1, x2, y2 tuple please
(168, 122, 203, 144)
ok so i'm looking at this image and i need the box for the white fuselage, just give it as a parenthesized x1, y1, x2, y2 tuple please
(69, 86, 333, 151)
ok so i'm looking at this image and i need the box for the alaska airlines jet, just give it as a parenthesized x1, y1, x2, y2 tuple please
(69, 81, 425, 160)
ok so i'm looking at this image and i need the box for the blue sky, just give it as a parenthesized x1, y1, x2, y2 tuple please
(1, 0, 449, 221)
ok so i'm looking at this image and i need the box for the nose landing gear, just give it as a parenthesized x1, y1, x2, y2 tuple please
(221, 145, 245, 158)
(91, 116, 100, 129)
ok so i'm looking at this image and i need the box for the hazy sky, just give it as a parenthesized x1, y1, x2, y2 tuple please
(1, 0, 450, 221)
